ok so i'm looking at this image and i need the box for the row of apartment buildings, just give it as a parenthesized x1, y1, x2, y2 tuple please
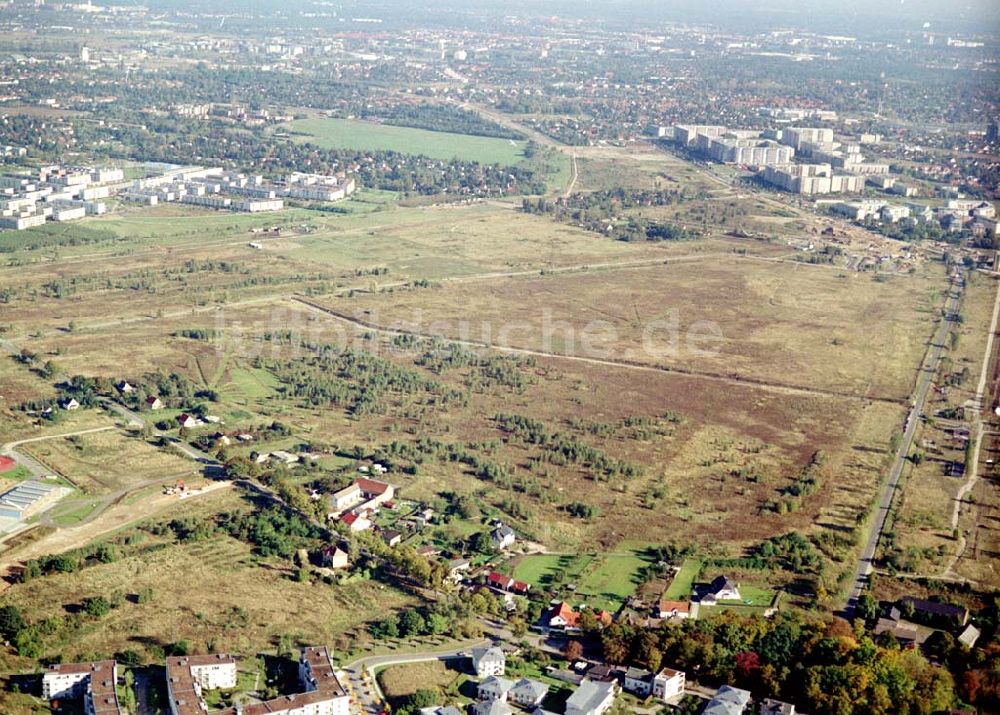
(828, 197, 997, 237)
(122, 168, 356, 213)
(165, 647, 351, 715)
(759, 163, 866, 195)
(463, 645, 686, 715)
(673, 124, 794, 166)
(0, 164, 119, 229)
(41, 660, 121, 715)
(0, 163, 358, 229)
(760, 126, 889, 195)
(43, 647, 350, 715)
(673, 123, 890, 196)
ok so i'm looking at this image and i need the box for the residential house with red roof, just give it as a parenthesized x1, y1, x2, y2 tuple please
(487, 571, 531, 595)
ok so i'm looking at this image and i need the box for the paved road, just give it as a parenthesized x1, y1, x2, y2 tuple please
(0, 445, 53, 479)
(132, 669, 155, 715)
(341, 639, 489, 715)
(843, 270, 963, 618)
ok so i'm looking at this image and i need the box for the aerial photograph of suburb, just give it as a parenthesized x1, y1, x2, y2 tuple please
(0, 0, 997, 713)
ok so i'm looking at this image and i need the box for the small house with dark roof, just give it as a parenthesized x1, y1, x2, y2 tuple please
(701, 576, 740, 604)
(899, 597, 969, 627)
(490, 522, 516, 550)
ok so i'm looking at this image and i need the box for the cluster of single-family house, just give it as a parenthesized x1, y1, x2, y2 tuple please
(582, 662, 686, 704)
(465, 647, 619, 715)
(562, 679, 618, 715)
(486, 571, 531, 596)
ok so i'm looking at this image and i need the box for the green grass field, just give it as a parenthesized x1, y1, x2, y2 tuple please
(574, 551, 653, 610)
(718, 584, 776, 607)
(48, 497, 102, 526)
(512, 554, 592, 589)
(222, 366, 281, 402)
(285, 118, 528, 165)
(663, 557, 702, 600)
(512, 550, 651, 611)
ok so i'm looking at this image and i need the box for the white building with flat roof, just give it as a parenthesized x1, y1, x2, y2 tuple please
(43, 660, 122, 715)
(652, 668, 685, 702)
(781, 127, 835, 150)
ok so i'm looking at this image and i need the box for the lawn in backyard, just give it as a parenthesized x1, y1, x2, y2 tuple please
(512, 549, 652, 611)
(662, 557, 703, 600)
(574, 550, 654, 611)
(512, 554, 592, 590)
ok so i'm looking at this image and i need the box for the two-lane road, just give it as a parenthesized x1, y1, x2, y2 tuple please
(843, 271, 963, 618)
(341, 639, 490, 715)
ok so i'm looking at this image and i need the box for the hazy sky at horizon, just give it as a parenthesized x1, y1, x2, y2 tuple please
(401, 0, 1000, 34)
(146, 0, 1000, 34)
(545, 0, 998, 25)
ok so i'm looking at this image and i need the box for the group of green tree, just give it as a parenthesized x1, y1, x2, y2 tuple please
(493, 412, 642, 482)
(350, 103, 524, 140)
(267, 346, 466, 417)
(766, 450, 826, 514)
(596, 610, 972, 714)
(9, 111, 547, 196)
(521, 190, 701, 242)
(412, 340, 537, 393)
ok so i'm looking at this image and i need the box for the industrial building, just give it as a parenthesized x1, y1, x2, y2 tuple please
(0, 479, 67, 521)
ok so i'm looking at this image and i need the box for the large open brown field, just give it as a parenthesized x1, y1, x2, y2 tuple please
(0, 194, 946, 562)
(0, 137, 982, 683)
(21, 428, 195, 495)
(308, 257, 942, 400)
